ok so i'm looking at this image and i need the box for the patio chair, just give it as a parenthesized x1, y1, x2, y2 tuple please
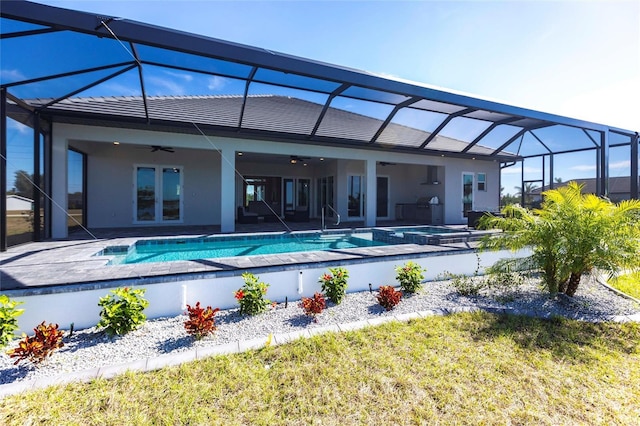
(237, 206, 259, 224)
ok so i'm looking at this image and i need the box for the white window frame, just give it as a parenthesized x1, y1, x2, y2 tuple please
(477, 173, 487, 192)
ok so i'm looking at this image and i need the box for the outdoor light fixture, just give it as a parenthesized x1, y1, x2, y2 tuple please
(237, 152, 243, 156)
(290, 158, 297, 164)
(113, 141, 120, 145)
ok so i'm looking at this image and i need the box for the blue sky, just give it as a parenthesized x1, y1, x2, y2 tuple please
(8, 0, 640, 194)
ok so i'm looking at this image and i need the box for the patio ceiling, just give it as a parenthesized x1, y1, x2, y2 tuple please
(1, 1, 637, 161)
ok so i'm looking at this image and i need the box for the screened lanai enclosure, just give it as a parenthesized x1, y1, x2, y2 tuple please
(1, 0, 638, 251)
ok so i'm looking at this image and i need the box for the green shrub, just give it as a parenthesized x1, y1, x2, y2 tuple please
(7, 321, 64, 366)
(395, 261, 426, 293)
(377, 285, 402, 311)
(184, 302, 220, 340)
(97, 287, 149, 336)
(235, 273, 271, 315)
(0, 294, 24, 348)
(481, 182, 640, 296)
(443, 272, 486, 296)
(485, 270, 524, 292)
(319, 267, 349, 304)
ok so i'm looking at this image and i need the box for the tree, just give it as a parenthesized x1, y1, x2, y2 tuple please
(13, 170, 34, 198)
(481, 182, 640, 296)
(514, 182, 539, 206)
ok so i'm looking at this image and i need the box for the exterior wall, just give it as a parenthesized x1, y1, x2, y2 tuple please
(52, 123, 501, 230)
(70, 139, 220, 228)
(442, 159, 501, 224)
(9, 247, 524, 333)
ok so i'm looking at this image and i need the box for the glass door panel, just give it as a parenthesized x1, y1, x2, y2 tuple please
(316, 176, 335, 217)
(284, 179, 294, 211)
(462, 173, 474, 218)
(348, 175, 363, 217)
(136, 167, 156, 222)
(296, 179, 310, 207)
(377, 176, 388, 217)
(162, 168, 181, 221)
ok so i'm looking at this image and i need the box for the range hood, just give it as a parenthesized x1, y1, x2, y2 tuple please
(420, 165, 440, 185)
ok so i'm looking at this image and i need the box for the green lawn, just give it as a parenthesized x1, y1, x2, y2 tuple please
(2, 312, 639, 425)
(609, 272, 640, 300)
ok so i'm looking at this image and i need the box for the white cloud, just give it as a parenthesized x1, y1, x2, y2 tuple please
(610, 160, 630, 170)
(163, 70, 193, 82)
(207, 76, 226, 91)
(7, 119, 30, 134)
(570, 160, 630, 172)
(502, 166, 541, 175)
(0, 69, 26, 82)
(570, 164, 596, 172)
(147, 76, 185, 95)
(103, 82, 140, 96)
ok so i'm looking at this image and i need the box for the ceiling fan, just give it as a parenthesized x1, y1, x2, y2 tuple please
(150, 145, 175, 153)
(379, 161, 397, 166)
(290, 155, 309, 164)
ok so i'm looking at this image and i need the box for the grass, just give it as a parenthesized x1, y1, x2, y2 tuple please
(609, 272, 640, 300)
(2, 312, 639, 425)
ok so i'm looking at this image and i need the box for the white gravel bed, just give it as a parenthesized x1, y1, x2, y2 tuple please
(1, 277, 638, 386)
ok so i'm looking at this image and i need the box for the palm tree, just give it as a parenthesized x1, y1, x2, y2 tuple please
(481, 182, 640, 296)
(514, 182, 539, 206)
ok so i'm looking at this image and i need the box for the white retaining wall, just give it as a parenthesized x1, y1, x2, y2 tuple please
(11, 249, 523, 334)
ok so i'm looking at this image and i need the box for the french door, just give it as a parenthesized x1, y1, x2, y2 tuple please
(284, 178, 310, 211)
(316, 176, 335, 217)
(134, 165, 183, 223)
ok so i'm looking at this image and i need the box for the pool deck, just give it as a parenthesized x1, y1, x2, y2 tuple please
(0, 220, 479, 294)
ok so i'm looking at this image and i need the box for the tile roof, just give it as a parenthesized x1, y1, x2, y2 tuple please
(26, 95, 499, 156)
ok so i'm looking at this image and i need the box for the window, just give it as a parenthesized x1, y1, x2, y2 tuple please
(477, 173, 486, 191)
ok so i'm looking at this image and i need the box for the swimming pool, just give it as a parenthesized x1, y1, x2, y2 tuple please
(99, 232, 390, 265)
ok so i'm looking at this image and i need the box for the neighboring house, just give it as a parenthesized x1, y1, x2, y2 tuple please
(532, 177, 638, 202)
(6, 195, 33, 212)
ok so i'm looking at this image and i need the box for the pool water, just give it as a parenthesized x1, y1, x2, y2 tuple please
(101, 233, 390, 265)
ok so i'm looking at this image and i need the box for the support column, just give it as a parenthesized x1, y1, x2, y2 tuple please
(1, 89, 7, 251)
(220, 148, 235, 233)
(631, 132, 638, 200)
(365, 159, 376, 227)
(51, 131, 68, 239)
(598, 129, 609, 197)
(549, 154, 555, 190)
(33, 113, 41, 241)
